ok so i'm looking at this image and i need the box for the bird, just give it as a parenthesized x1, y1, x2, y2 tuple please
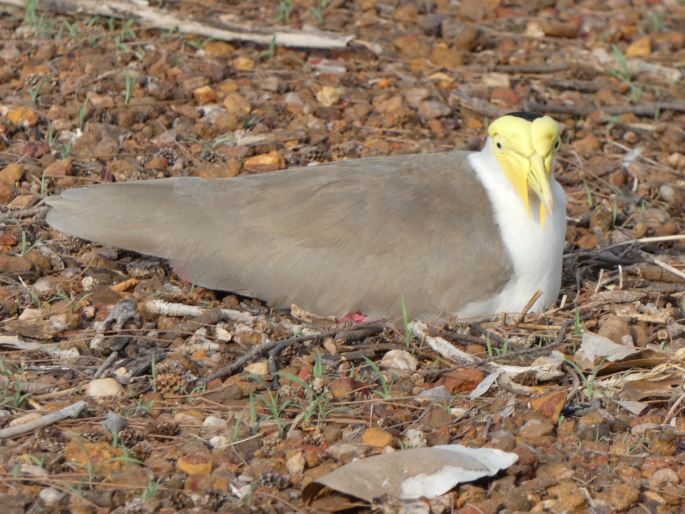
(46, 112, 567, 324)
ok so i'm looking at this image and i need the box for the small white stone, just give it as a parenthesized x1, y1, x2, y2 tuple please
(659, 184, 676, 203)
(21, 463, 48, 478)
(39, 487, 65, 506)
(244, 361, 269, 376)
(113, 367, 131, 379)
(86, 377, 123, 398)
(286, 452, 305, 476)
(81, 276, 95, 290)
(53, 348, 80, 360)
(404, 429, 427, 448)
(380, 349, 418, 372)
(215, 324, 232, 342)
(209, 435, 231, 449)
(203, 415, 226, 428)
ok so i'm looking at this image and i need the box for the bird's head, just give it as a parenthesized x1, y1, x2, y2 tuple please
(488, 113, 561, 226)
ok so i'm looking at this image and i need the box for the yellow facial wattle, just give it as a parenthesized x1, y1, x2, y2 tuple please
(488, 114, 561, 227)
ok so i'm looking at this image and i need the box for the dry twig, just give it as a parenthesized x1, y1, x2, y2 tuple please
(200, 322, 383, 385)
(0, 400, 87, 439)
(525, 101, 685, 117)
(0, 0, 354, 49)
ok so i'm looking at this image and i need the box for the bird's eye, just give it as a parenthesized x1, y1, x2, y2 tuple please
(493, 137, 504, 151)
(554, 139, 561, 150)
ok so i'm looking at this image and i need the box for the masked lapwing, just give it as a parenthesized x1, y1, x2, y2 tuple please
(46, 112, 566, 323)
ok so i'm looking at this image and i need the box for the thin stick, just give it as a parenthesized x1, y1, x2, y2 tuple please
(516, 290, 542, 323)
(565, 235, 685, 259)
(93, 351, 118, 379)
(525, 101, 685, 117)
(199, 322, 383, 385)
(652, 258, 685, 282)
(0, 374, 57, 395)
(485, 318, 573, 362)
(0, 0, 354, 49)
(607, 235, 685, 248)
(0, 205, 48, 222)
(142, 299, 254, 323)
(664, 392, 685, 425)
(0, 400, 87, 439)
(492, 63, 569, 74)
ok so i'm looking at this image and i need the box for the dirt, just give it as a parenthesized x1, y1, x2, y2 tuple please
(0, 0, 684, 512)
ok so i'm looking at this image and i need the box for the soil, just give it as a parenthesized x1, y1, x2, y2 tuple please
(0, 0, 684, 512)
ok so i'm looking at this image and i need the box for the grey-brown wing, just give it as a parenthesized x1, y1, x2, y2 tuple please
(46, 151, 512, 321)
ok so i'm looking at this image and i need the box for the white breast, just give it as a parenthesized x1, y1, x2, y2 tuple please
(458, 141, 567, 317)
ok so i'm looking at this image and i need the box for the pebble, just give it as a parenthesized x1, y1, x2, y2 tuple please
(659, 184, 677, 203)
(201, 41, 235, 57)
(86, 377, 123, 398)
(243, 151, 285, 173)
(193, 85, 216, 105)
(519, 418, 555, 441)
(232, 56, 255, 71)
(286, 451, 305, 476)
(420, 13, 444, 36)
(636, 207, 670, 228)
(176, 453, 212, 475)
(0, 162, 23, 184)
(489, 431, 516, 452)
(541, 16, 582, 38)
(380, 349, 418, 372)
(666, 152, 685, 169)
(0, 255, 32, 274)
(605, 482, 640, 510)
(209, 435, 231, 449)
(417, 100, 451, 119)
(393, 34, 431, 59)
(39, 487, 65, 506)
(202, 415, 226, 428)
(626, 35, 652, 58)
(223, 92, 251, 116)
(103, 411, 126, 435)
(547, 481, 586, 511)
(430, 44, 463, 68)
(244, 361, 269, 375)
(259, 75, 281, 92)
(439, 368, 485, 393)
(316, 85, 342, 107)
(283, 91, 304, 108)
(404, 87, 430, 108)
(0, 181, 15, 203)
(403, 428, 427, 448)
(573, 133, 601, 158)
(649, 467, 680, 488)
(577, 411, 612, 441)
(329, 377, 358, 399)
(361, 427, 394, 448)
(598, 315, 633, 345)
(7, 106, 39, 127)
(45, 158, 73, 177)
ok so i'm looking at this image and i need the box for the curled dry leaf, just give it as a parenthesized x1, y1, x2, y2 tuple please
(574, 331, 669, 372)
(303, 444, 517, 503)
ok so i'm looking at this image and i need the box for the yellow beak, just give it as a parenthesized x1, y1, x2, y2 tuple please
(528, 153, 554, 226)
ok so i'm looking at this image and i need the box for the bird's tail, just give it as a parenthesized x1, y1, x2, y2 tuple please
(45, 179, 189, 258)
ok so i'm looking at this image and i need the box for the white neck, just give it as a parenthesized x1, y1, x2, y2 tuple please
(458, 139, 567, 317)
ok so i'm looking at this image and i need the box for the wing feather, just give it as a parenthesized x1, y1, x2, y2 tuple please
(46, 151, 513, 321)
